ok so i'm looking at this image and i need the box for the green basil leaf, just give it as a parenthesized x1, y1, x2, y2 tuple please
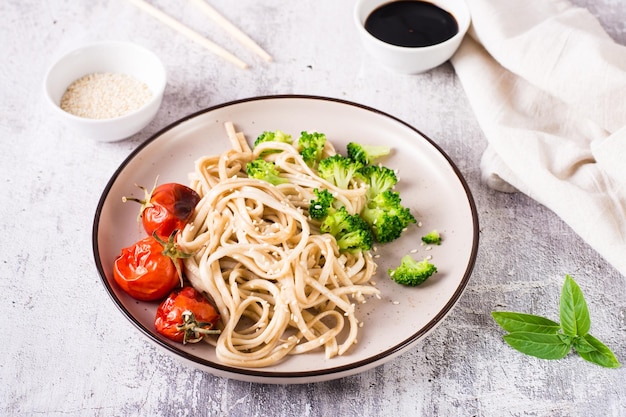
(492, 312, 560, 334)
(572, 336, 597, 353)
(503, 332, 571, 360)
(558, 333, 574, 346)
(559, 275, 591, 336)
(577, 334, 621, 368)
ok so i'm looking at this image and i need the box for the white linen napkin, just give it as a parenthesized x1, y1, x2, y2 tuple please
(450, 0, 626, 276)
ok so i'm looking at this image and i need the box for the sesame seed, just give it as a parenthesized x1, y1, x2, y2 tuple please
(60, 72, 152, 119)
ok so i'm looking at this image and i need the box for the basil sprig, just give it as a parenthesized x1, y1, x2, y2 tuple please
(492, 275, 620, 368)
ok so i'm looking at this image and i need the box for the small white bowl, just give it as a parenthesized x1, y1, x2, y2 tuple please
(44, 41, 167, 142)
(354, 0, 471, 74)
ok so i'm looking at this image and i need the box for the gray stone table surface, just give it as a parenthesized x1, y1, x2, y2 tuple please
(2, 1, 625, 416)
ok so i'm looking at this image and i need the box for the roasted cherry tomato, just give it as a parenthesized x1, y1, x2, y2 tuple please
(113, 233, 187, 301)
(155, 287, 221, 344)
(123, 179, 201, 240)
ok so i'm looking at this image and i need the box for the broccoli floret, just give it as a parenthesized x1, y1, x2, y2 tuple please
(317, 154, 363, 189)
(361, 190, 416, 243)
(346, 142, 391, 165)
(359, 165, 398, 199)
(364, 212, 407, 244)
(309, 188, 335, 220)
(298, 131, 327, 166)
(336, 227, 373, 253)
(246, 158, 288, 186)
(421, 230, 442, 245)
(320, 206, 373, 252)
(388, 255, 437, 286)
(321, 206, 364, 237)
(254, 130, 293, 147)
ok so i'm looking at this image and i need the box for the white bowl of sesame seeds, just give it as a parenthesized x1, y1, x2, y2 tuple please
(44, 41, 167, 142)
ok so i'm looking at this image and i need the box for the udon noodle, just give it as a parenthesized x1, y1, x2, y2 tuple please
(178, 122, 380, 367)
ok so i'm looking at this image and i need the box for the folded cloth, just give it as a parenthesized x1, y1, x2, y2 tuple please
(450, 0, 626, 276)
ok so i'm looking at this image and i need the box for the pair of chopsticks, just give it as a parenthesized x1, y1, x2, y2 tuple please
(128, 0, 272, 69)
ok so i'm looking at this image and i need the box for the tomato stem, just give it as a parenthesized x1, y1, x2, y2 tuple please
(177, 310, 221, 344)
(121, 177, 159, 222)
(153, 230, 193, 288)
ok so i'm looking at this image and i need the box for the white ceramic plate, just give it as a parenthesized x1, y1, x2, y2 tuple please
(93, 95, 479, 384)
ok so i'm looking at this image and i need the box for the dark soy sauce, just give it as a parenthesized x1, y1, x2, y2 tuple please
(364, 1, 459, 47)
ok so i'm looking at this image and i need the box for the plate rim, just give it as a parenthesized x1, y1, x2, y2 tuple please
(92, 94, 479, 382)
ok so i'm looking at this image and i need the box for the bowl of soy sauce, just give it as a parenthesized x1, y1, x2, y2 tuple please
(354, 0, 471, 74)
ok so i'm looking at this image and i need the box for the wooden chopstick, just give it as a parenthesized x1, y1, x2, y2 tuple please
(128, 0, 248, 69)
(189, 0, 272, 62)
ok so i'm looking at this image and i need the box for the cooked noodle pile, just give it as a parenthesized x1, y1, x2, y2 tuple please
(178, 122, 380, 367)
